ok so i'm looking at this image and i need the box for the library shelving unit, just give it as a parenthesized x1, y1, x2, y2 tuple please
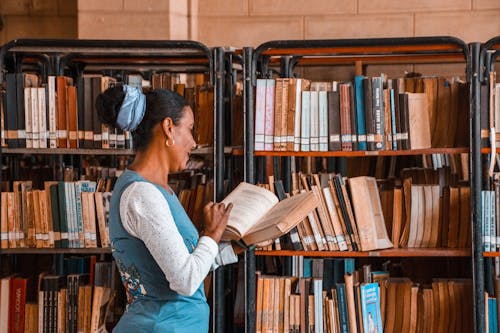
(242, 36, 476, 332)
(477, 35, 500, 332)
(0, 39, 233, 331)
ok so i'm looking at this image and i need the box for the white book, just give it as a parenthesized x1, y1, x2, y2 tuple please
(65, 182, 77, 248)
(30, 88, 39, 148)
(73, 181, 84, 248)
(310, 91, 319, 151)
(293, 79, 304, 151)
(254, 79, 267, 151)
(24, 87, 32, 148)
(264, 79, 275, 151)
(38, 87, 47, 148)
(48, 76, 57, 148)
(301, 91, 311, 152)
(318, 90, 328, 151)
(313, 278, 324, 333)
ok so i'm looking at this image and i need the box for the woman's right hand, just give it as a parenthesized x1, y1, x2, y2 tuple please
(202, 201, 233, 243)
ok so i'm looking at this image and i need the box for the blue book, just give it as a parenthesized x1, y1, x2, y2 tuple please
(488, 297, 497, 333)
(335, 283, 350, 333)
(354, 75, 367, 150)
(360, 283, 383, 333)
(303, 258, 312, 278)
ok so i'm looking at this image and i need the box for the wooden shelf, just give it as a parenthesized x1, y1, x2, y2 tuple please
(0, 248, 112, 254)
(481, 148, 500, 154)
(232, 147, 468, 157)
(255, 248, 471, 257)
(1, 148, 135, 155)
(483, 252, 500, 257)
(1, 146, 241, 156)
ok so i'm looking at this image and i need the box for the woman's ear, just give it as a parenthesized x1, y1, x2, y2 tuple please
(162, 117, 174, 138)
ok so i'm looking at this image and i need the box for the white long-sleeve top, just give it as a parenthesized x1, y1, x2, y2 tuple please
(119, 181, 237, 296)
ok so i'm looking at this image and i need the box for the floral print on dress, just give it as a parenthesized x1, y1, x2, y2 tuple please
(116, 258, 147, 304)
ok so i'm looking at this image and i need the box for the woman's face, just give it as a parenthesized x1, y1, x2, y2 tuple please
(169, 106, 197, 172)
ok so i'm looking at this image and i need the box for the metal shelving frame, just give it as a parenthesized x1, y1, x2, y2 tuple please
(242, 36, 478, 332)
(0, 39, 233, 332)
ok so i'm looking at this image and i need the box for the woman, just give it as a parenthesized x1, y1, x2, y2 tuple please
(96, 84, 235, 332)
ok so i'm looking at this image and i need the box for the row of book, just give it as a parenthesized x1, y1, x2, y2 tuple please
(0, 72, 215, 149)
(262, 166, 470, 252)
(0, 258, 117, 333)
(1, 180, 111, 249)
(485, 258, 500, 333)
(482, 172, 500, 251)
(255, 258, 473, 333)
(254, 75, 468, 152)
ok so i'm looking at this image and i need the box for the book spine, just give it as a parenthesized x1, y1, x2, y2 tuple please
(371, 77, 384, 150)
(301, 91, 311, 152)
(310, 91, 319, 152)
(56, 77, 68, 148)
(273, 78, 283, 151)
(9, 278, 27, 333)
(38, 87, 48, 149)
(264, 79, 275, 151)
(327, 89, 341, 151)
(354, 75, 367, 150)
(318, 91, 329, 152)
(16, 73, 27, 148)
(340, 84, 352, 151)
(30, 88, 40, 149)
(48, 76, 57, 148)
(5, 74, 19, 148)
(24, 87, 32, 149)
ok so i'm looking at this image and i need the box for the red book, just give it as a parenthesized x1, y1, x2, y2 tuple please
(9, 277, 27, 333)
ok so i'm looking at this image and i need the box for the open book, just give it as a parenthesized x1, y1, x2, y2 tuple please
(221, 182, 319, 246)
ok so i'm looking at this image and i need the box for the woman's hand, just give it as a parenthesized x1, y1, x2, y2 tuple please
(202, 201, 233, 243)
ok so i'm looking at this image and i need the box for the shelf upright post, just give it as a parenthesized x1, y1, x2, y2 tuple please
(242, 46, 256, 333)
(470, 42, 484, 333)
(212, 47, 227, 333)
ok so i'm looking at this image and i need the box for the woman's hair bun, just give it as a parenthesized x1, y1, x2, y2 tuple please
(95, 85, 126, 129)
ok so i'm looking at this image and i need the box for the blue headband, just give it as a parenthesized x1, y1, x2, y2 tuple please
(116, 85, 146, 132)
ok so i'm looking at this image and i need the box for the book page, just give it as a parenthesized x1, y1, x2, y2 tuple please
(221, 182, 278, 240)
(242, 191, 318, 245)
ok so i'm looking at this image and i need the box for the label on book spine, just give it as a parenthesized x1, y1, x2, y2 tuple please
(330, 134, 340, 142)
(290, 232, 300, 243)
(336, 236, 348, 251)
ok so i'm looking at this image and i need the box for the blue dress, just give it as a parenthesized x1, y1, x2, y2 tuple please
(110, 169, 209, 332)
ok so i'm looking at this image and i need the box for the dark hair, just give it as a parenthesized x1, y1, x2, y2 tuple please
(95, 85, 187, 151)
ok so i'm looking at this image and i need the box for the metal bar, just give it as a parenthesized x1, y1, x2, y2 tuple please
(251, 37, 469, 87)
(242, 47, 256, 333)
(3, 39, 212, 56)
(470, 42, 484, 333)
(213, 47, 226, 333)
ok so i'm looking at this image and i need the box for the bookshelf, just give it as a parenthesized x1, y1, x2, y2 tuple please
(0, 39, 233, 332)
(242, 36, 475, 333)
(477, 35, 500, 332)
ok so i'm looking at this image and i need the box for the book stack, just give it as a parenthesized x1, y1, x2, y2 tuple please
(0, 257, 116, 333)
(0, 179, 112, 249)
(254, 75, 468, 153)
(0, 72, 216, 150)
(257, 166, 470, 252)
(254, 258, 473, 333)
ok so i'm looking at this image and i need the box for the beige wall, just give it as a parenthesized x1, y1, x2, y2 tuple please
(0, 0, 77, 45)
(196, 0, 500, 47)
(0, 0, 498, 46)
